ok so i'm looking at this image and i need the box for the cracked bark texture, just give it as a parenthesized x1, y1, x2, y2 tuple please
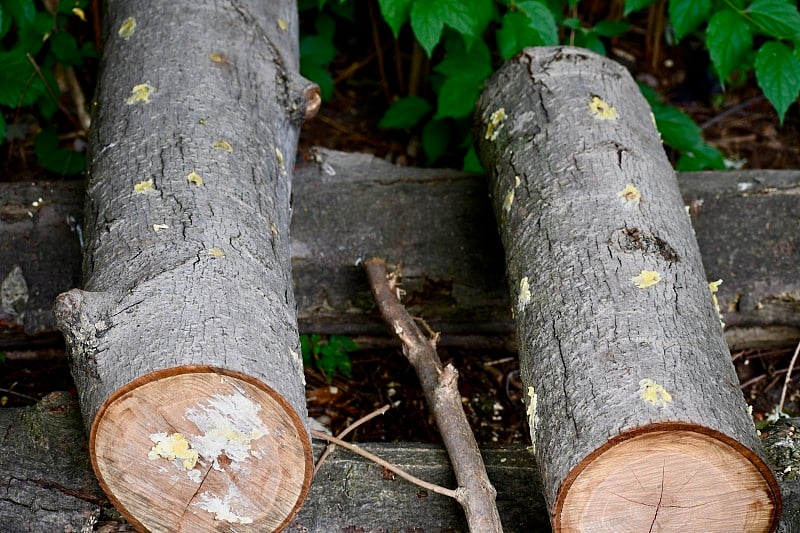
(476, 46, 780, 531)
(51, 0, 316, 530)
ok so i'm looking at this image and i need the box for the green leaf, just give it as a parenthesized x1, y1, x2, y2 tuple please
(300, 63, 333, 100)
(516, 1, 558, 45)
(410, 0, 485, 56)
(462, 145, 483, 173)
(754, 40, 800, 123)
(0, 50, 46, 107)
(50, 31, 81, 66)
(410, 0, 444, 56)
(34, 127, 86, 175)
(497, 8, 557, 59)
(577, 32, 606, 55)
(422, 119, 450, 162)
(434, 38, 492, 83)
(378, 0, 412, 38)
(624, 0, 657, 16)
(4, 0, 35, 28)
(668, 0, 711, 42)
(436, 77, 482, 118)
(706, 9, 753, 80)
(676, 143, 726, 171)
(300, 335, 312, 367)
(592, 20, 631, 37)
(300, 34, 337, 67)
(746, 0, 800, 39)
(379, 96, 432, 128)
(433, 39, 492, 119)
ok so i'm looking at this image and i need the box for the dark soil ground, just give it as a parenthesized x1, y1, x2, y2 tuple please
(1, 3, 799, 446)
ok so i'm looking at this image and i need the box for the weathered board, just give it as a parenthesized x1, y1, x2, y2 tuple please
(1, 393, 798, 531)
(2, 150, 798, 350)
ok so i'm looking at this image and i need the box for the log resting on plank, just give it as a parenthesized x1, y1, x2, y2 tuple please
(475, 46, 779, 531)
(47, 1, 318, 530)
(2, 393, 800, 532)
(2, 152, 798, 351)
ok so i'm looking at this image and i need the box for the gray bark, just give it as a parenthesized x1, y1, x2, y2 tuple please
(476, 46, 780, 530)
(50, 0, 317, 530)
(3, 159, 798, 352)
(3, 396, 800, 531)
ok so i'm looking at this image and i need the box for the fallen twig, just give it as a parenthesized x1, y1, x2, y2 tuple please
(314, 404, 391, 475)
(310, 429, 457, 499)
(778, 338, 800, 413)
(363, 257, 503, 533)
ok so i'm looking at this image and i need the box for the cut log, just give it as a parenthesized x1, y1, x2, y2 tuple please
(51, 2, 318, 531)
(3, 395, 800, 532)
(3, 162, 799, 350)
(475, 46, 781, 531)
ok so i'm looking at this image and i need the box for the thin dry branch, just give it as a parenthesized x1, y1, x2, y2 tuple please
(310, 429, 458, 499)
(314, 404, 391, 475)
(363, 257, 504, 533)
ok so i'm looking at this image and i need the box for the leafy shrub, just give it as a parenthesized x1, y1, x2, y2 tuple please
(299, 0, 800, 171)
(300, 334, 357, 382)
(0, 0, 95, 175)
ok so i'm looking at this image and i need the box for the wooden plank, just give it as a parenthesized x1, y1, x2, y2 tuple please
(1, 394, 798, 531)
(1, 149, 798, 350)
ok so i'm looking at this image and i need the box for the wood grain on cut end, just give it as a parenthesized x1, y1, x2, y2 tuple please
(555, 424, 780, 532)
(89, 367, 312, 532)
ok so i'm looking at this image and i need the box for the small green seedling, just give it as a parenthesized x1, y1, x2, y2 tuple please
(300, 334, 357, 382)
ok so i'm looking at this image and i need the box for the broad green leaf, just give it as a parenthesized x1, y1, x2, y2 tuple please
(300, 63, 333, 100)
(592, 20, 631, 37)
(754, 40, 800, 123)
(746, 0, 800, 39)
(624, 0, 657, 16)
(0, 5, 5, 40)
(435, 77, 482, 119)
(641, 85, 725, 169)
(315, 13, 336, 39)
(437, 0, 482, 39)
(12, 11, 52, 55)
(300, 34, 337, 66)
(0, 50, 46, 107)
(34, 127, 86, 175)
(677, 143, 726, 170)
(650, 102, 704, 152)
(516, 1, 558, 45)
(498, 12, 538, 59)
(50, 31, 81, 66)
(707, 10, 753, 80)
(577, 31, 606, 56)
(462, 144, 483, 173)
(422, 119, 450, 162)
(410, 0, 483, 56)
(4, 0, 34, 28)
(379, 96, 432, 128)
(668, 0, 711, 42)
(410, 0, 444, 56)
(434, 38, 492, 84)
(378, 0, 412, 38)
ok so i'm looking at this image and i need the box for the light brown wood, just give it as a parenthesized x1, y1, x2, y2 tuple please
(557, 425, 779, 532)
(91, 367, 311, 532)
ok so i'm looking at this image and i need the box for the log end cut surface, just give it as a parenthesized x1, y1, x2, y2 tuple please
(555, 424, 780, 532)
(90, 367, 312, 532)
